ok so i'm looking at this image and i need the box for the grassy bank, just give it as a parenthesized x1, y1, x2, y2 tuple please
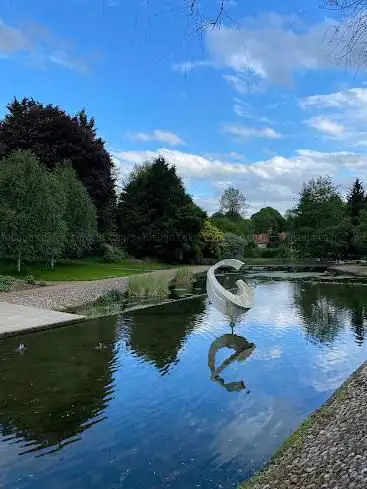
(0, 258, 173, 282)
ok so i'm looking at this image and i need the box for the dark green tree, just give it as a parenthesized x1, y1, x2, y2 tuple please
(210, 212, 253, 237)
(291, 176, 349, 258)
(118, 156, 206, 262)
(251, 206, 285, 233)
(0, 98, 116, 233)
(347, 178, 365, 226)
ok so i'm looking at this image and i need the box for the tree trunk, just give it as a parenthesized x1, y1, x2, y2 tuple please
(51, 256, 55, 270)
(17, 253, 21, 273)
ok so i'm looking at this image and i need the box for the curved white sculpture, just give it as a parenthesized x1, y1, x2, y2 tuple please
(206, 259, 255, 318)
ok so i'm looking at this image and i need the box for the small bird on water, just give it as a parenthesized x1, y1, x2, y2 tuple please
(15, 343, 26, 353)
(95, 342, 106, 350)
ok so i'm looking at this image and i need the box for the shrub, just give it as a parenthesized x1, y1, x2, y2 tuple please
(99, 243, 126, 263)
(221, 233, 248, 259)
(0, 275, 16, 292)
(199, 220, 225, 259)
(94, 289, 126, 306)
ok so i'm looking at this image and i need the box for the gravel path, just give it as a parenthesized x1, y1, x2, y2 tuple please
(329, 264, 367, 276)
(242, 362, 367, 489)
(0, 266, 208, 311)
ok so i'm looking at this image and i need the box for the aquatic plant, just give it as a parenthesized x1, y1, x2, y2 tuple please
(174, 267, 194, 283)
(93, 289, 126, 306)
(127, 273, 170, 298)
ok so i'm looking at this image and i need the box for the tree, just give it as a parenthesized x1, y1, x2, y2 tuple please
(0, 150, 67, 271)
(210, 212, 253, 236)
(55, 163, 98, 259)
(347, 178, 365, 226)
(251, 207, 285, 233)
(0, 98, 116, 233)
(291, 176, 348, 258)
(199, 220, 225, 259)
(118, 156, 206, 262)
(220, 186, 248, 218)
(221, 233, 248, 259)
(353, 208, 367, 256)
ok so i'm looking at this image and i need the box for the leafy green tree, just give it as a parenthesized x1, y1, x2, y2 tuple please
(291, 176, 348, 258)
(0, 150, 67, 271)
(118, 156, 206, 262)
(210, 212, 253, 237)
(251, 206, 285, 233)
(220, 186, 248, 218)
(0, 98, 116, 233)
(199, 220, 225, 259)
(221, 233, 248, 259)
(56, 163, 98, 259)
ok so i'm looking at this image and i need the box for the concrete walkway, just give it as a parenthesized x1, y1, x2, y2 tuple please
(242, 362, 367, 489)
(0, 302, 85, 338)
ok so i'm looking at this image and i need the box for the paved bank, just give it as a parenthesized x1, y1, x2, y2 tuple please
(0, 266, 208, 311)
(0, 302, 85, 338)
(241, 362, 367, 489)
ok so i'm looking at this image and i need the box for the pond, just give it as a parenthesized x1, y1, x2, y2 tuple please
(0, 279, 367, 489)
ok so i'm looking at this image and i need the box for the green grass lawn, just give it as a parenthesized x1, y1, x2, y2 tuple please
(0, 258, 173, 282)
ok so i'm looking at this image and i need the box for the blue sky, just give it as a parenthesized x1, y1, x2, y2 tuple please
(1, 0, 367, 214)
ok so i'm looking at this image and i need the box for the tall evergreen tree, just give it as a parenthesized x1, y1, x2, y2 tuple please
(347, 178, 365, 226)
(118, 156, 206, 262)
(0, 98, 116, 233)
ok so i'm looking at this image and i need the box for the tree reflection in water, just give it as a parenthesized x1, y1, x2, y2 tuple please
(121, 297, 206, 375)
(293, 282, 367, 345)
(0, 316, 117, 455)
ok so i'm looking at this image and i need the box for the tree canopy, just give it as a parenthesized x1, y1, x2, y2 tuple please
(0, 150, 67, 271)
(0, 98, 116, 233)
(251, 207, 285, 233)
(118, 156, 206, 262)
(290, 176, 350, 258)
(55, 163, 98, 258)
(219, 186, 248, 218)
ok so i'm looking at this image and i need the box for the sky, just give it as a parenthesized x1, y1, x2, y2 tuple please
(1, 0, 367, 215)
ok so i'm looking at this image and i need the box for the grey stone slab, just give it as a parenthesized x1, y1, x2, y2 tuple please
(0, 301, 85, 338)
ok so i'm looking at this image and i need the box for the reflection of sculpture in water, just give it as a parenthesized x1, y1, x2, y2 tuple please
(206, 259, 256, 392)
(208, 334, 255, 392)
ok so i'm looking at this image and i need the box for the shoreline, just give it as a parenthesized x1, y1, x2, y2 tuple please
(240, 361, 367, 489)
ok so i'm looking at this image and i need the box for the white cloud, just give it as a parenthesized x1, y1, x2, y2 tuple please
(301, 87, 367, 109)
(0, 18, 89, 72)
(205, 14, 338, 89)
(112, 146, 367, 214)
(126, 130, 185, 146)
(305, 117, 345, 137)
(172, 60, 215, 73)
(301, 87, 367, 145)
(222, 124, 282, 140)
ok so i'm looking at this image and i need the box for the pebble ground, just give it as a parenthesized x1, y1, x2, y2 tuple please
(0, 266, 208, 310)
(242, 362, 367, 489)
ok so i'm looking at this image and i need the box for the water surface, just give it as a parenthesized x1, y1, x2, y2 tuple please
(0, 280, 366, 489)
